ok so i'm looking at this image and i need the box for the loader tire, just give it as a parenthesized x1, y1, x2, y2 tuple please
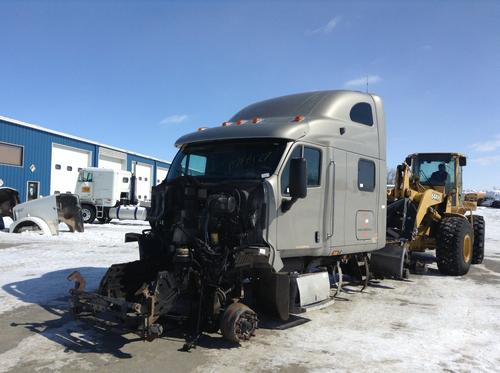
(436, 217, 473, 276)
(81, 204, 96, 224)
(471, 215, 485, 264)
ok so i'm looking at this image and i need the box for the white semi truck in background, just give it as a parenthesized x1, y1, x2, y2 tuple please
(75, 167, 148, 223)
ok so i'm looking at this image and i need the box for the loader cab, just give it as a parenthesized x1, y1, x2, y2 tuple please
(409, 153, 466, 207)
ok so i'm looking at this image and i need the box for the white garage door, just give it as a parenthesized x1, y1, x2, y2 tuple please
(98, 148, 126, 171)
(156, 167, 169, 185)
(135, 163, 152, 201)
(51, 144, 91, 194)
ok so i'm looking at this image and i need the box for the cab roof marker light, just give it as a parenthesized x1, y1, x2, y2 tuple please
(292, 115, 305, 123)
(222, 121, 232, 127)
(236, 119, 247, 125)
(252, 117, 263, 124)
(197, 127, 208, 132)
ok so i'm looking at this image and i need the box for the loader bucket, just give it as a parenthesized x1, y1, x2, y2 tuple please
(56, 193, 84, 232)
(370, 244, 409, 279)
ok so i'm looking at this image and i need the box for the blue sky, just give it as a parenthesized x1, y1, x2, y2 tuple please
(1, 0, 499, 189)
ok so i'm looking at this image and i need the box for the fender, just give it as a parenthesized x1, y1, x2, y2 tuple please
(9, 216, 53, 235)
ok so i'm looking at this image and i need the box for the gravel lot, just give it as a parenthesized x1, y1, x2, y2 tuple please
(0, 207, 499, 372)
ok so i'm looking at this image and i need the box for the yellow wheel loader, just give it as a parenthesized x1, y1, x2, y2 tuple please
(371, 153, 485, 277)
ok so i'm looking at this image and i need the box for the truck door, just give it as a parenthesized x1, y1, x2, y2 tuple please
(344, 153, 379, 247)
(277, 144, 325, 253)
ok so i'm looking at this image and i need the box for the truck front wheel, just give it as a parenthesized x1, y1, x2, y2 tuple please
(436, 217, 473, 276)
(81, 204, 96, 224)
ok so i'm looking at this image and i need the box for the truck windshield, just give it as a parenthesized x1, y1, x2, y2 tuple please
(167, 140, 287, 182)
(78, 170, 93, 182)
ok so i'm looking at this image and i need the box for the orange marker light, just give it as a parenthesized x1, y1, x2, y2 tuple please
(236, 119, 247, 125)
(252, 117, 262, 124)
(197, 127, 208, 132)
(222, 121, 232, 127)
(292, 115, 305, 122)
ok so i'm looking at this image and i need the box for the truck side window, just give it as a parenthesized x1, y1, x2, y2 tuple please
(281, 146, 321, 194)
(304, 147, 321, 186)
(350, 102, 373, 126)
(358, 159, 375, 191)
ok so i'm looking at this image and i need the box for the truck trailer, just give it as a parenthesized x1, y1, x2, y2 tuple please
(68, 90, 390, 347)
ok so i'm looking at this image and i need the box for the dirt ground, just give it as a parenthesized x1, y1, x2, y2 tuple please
(1, 208, 499, 372)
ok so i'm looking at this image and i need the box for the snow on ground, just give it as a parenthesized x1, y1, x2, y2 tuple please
(0, 221, 145, 314)
(0, 209, 499, 372)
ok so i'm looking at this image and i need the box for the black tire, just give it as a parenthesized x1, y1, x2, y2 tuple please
(81, 204, 96, 224)
(471, 215, 485, 264)
(436, 217, 473, 276)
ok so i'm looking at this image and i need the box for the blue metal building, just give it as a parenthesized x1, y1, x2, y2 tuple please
(0, 115, 170, 202)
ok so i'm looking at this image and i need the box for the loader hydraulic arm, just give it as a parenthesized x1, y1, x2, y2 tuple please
(390, 161, 444, 231)
(392, 163, 418, 201)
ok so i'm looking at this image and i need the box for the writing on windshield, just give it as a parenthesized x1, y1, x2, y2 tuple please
(167, 140, 287, 181)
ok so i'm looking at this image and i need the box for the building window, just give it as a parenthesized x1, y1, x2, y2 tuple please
(55, 164, 61, 170)
(358, 159, 376, 192)
(122, 177, 129, 183)
(0, 142, 23, 166)
(350, 103, 374, 126)
(78, 168, 82, 172)
(139, 176, 142, 181)
(145, 177, 148, 181)
(67, 166, 73, 171)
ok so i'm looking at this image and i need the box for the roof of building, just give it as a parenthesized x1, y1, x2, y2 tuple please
(0, 115, 170, 165)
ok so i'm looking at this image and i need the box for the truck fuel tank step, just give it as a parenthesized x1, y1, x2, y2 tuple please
(289, 271, 333, 314)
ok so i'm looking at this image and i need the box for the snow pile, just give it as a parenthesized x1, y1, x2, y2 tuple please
(0, 221, 146, 314)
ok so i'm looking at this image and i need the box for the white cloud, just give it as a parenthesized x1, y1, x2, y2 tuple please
(469, 134, 500, 152)
(471, 155, 500, 166)
(309, 16, 341, 35)
(159, 114, 188, 125)
(344, 75, 382, 87)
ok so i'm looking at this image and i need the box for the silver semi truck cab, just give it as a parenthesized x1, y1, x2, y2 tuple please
(169, 90, 387, 270)
(69, 90, 387, 347)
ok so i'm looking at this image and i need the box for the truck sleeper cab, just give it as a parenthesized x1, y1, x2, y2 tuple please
(171, 90, 387, 271)
(76, 167, 147, 223)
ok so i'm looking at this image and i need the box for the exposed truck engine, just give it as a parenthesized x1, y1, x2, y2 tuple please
(68, 90, 389, 348)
